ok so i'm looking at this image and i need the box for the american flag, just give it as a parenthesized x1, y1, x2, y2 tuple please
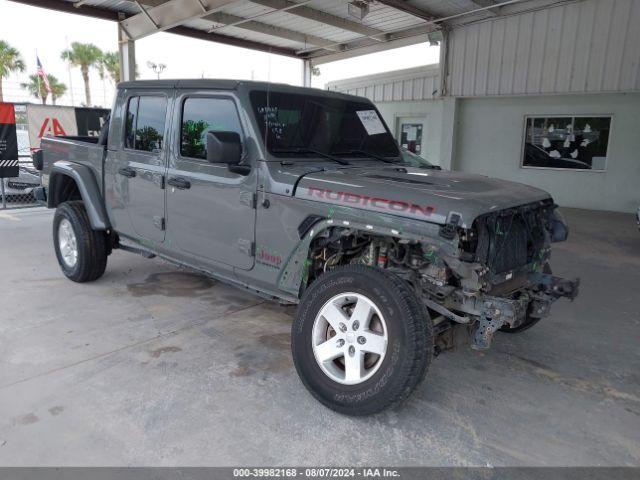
(37, 56, 52, 93)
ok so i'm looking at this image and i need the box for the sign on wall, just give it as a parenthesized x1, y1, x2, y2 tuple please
(26, 104, 78, 149)
(0, 103, 19, 178)
(400, 123, 423, 154)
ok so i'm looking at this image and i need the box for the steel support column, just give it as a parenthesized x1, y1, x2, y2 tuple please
(302, 59, 312, 88)
(118, 13, 136, 82)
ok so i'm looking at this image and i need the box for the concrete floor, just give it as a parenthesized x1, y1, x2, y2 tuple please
(0, 207, 638, 466)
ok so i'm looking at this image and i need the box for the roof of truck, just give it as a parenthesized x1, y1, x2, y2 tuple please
(116, 79, 365, 101)
(118, 79, 242, 90)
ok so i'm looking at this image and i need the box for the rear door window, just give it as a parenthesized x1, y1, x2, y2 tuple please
(124, 95, 167, 152)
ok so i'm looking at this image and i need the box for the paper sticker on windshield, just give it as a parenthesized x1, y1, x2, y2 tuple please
(356, 110, 386, 136)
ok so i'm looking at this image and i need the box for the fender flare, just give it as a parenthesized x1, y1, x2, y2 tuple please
(48, 161, 111, 231)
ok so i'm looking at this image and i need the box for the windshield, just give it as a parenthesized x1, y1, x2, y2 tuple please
(250, 90, 400, 159)
(400, 148, 437, 169)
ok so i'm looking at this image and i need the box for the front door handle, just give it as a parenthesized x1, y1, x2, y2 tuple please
(167, 177, 191, 190)
(118, 167, 136, 178)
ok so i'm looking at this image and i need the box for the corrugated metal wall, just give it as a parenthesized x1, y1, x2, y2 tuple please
(327, 66, 441, 102)
(447, 0, 640, 96)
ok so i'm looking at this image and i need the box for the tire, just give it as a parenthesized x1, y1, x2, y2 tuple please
(53, 201, 108, 283)
(499, 263, 552, 334)
(292, 265, 433, 416)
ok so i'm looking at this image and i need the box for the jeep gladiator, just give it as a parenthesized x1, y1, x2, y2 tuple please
(35, 80, 579, 415)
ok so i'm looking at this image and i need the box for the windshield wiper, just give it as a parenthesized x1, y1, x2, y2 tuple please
(271, 148, 350, 165)
(331, 149, 400, 164)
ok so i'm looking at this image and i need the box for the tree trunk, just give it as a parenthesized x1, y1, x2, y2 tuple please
(82, 66, 92, 106)
(0, 79, 3, 102)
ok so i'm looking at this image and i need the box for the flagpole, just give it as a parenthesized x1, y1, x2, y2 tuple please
(36, 49, 42, 104)
(65, 36, 75, 106)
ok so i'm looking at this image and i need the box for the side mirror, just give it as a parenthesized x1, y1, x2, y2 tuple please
(206, 131, 242, 165)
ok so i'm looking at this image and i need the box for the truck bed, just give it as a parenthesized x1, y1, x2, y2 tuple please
(41, 136, 106, 189)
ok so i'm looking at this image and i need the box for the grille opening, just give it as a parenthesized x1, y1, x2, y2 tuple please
(465, 203, 551, 274)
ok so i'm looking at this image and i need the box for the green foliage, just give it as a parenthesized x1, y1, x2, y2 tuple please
(61, 42, 103, 106)
(136, 126, 163, 152)
(0, 40, 25, 78)
(181, 119, 210, 158)
(60, 42, 103, 70)
(101, 52, 120, 83)
(49, 75, 67, 104)
(21, 74, 67, 105)
(0, 40, 25, 102)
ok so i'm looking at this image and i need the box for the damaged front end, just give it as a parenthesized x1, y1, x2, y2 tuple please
(418, 200, 579, 350)
(288, 199, 578, 352)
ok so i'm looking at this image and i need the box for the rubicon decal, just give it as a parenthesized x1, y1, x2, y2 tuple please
(307, 187, 436, 217)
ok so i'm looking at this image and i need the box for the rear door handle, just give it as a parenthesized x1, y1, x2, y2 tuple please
(167, 177, 191, 190)
(118, 167, 136, 178)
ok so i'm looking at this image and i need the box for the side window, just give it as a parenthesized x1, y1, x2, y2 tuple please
(181, 97, 242, 160)
(124, 95, 167, 152)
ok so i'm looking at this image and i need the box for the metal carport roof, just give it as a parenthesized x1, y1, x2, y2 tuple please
(9, 0, 550, 65)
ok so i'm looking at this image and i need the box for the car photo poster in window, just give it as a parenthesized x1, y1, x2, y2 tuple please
(522, 115, 611, 171)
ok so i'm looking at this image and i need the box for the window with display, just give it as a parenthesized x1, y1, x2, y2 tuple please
(522, 116, 611, 171)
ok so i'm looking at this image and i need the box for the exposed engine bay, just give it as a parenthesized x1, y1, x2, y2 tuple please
(305, 200, 579, 350)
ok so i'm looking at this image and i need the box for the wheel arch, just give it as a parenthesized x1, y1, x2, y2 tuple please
(48, 161, 111, 231)
(278, 217, 431, 299)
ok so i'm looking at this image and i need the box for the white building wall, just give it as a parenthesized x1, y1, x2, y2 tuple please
(326, 0, 640, 213)
(327, 66, 448, 167)
(374, 99, 445, 167)
(454, 93, 640, 212)
(327, 65, 441, 102)
(447, 0, 640, 96)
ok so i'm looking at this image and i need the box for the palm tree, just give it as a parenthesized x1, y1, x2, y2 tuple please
(0, 40, 26, 102)
(22, 74, 49, 104)
(60, 42, 103, 106)
(21, 74, 67, 105)
(101, 52, 139, 82)
(49, 76, 67, 105)
(101, 51, 120, 83)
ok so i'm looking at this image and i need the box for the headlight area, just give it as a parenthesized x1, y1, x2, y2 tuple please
(550, 206, 569, 242)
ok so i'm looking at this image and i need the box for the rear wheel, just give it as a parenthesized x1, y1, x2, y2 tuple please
(292, 265, 433, 416)
(53, 201, 108, 282)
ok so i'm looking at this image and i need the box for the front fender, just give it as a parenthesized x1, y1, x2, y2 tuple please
(277, 215, 456, 297)
(49, 161, 110, 230)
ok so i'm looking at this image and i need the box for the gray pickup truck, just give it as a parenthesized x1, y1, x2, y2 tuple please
(35, 80, 578, 415)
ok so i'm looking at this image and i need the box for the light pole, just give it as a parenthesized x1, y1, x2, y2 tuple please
(146, 61, 166, 79)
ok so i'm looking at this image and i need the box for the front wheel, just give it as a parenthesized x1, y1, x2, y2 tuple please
(291, 265, 433, 416)
(53, 201, 108, 283)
